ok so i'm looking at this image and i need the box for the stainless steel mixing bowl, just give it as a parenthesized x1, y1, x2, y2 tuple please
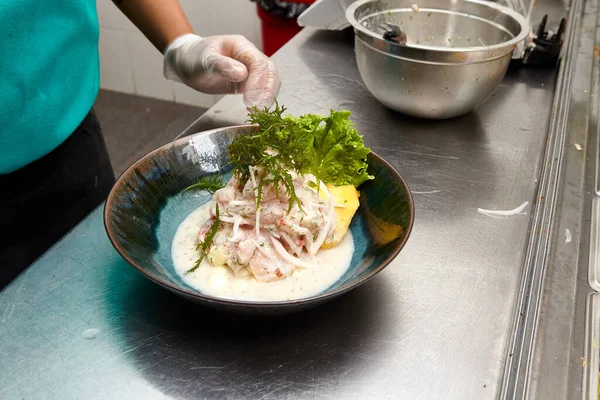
(345, 0, 530, 119)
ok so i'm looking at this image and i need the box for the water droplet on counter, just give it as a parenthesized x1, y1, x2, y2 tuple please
(82, 329, 100, 340)
(446, 92, 450, 96)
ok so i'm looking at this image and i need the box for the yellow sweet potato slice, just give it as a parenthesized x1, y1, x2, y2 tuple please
(321, 185, 360, 249)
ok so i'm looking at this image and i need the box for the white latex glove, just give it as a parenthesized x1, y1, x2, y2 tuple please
(163, 34, 281, 109)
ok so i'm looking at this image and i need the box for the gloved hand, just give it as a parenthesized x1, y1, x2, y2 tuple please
(163, 34, 281, 109)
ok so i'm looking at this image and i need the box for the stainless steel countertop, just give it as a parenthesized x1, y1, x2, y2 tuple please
(1, 15, 587, 400)
(179, 31, 557, 400)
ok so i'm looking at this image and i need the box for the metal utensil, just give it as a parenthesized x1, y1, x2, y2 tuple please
(379, 22, 408, 44)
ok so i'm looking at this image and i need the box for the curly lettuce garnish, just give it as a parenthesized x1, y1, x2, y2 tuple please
(227, 102, 373, 212)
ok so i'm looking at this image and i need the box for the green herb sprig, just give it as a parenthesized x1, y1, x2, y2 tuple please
(183, 174, 226, 194)
(227, 101, 373, 212)
(186, 204, 220, 274)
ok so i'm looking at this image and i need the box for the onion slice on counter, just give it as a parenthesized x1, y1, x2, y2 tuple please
(477, 201, 529, 218)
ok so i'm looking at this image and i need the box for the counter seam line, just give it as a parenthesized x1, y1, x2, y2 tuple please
(500, 0, 587, 397)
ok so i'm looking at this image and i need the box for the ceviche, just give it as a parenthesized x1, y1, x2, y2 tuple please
(172, 103, 373, 301)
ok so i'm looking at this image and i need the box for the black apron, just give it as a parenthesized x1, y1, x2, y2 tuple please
(0, 110, 115, 288)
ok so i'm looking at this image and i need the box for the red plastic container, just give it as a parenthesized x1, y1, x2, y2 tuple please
(256, 1, 316, 56)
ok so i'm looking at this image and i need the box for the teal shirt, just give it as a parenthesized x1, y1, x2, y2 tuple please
(0, 1, 100, 174)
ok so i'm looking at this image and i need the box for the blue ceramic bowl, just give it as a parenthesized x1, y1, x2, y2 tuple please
(104, 125, 414, 314)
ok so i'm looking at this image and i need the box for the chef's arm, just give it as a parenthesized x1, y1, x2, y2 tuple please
(111, 0, 193, 52)
(111, 0, 281, 109)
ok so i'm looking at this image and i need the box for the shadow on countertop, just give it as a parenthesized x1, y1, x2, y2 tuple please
(105, 257, 397, 398)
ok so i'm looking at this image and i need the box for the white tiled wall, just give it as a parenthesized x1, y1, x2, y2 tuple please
(97, 0, 262, 108)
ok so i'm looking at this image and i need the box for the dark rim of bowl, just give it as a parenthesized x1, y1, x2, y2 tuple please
(104, 125, 415, 308)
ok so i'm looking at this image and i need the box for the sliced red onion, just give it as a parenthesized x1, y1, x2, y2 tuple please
(270, 237, 314, 269)
(308, 181, 335, 256)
